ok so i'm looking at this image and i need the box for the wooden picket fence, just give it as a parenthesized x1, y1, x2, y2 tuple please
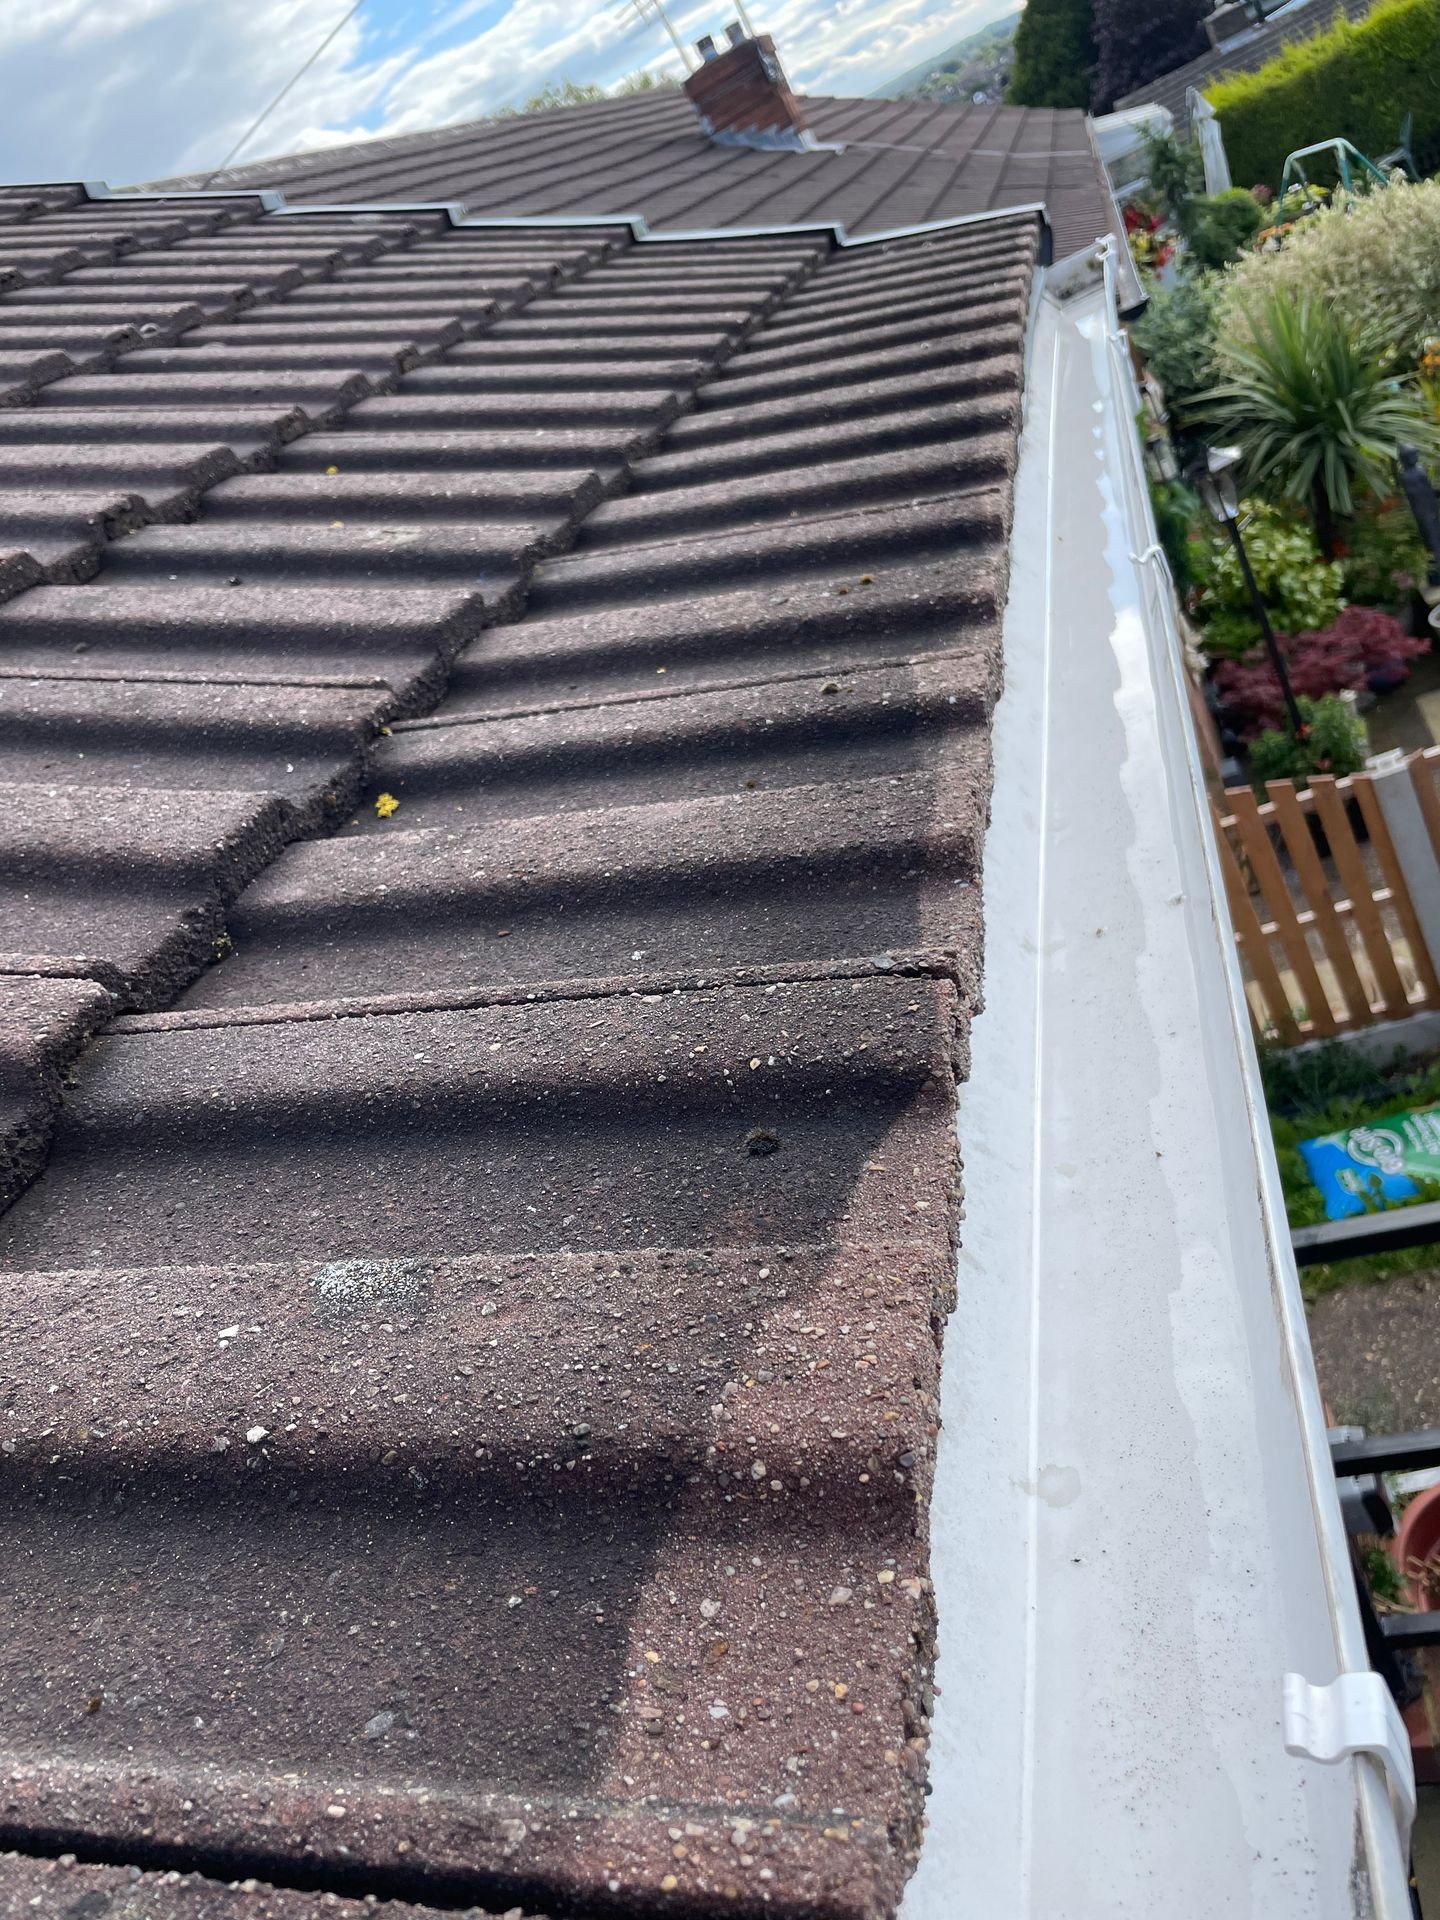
(1213, 748, 1440, 1042)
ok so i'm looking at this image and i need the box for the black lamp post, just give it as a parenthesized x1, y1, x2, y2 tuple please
(1188, 443, 1308, 738)
(1397, 443, 1440, 590)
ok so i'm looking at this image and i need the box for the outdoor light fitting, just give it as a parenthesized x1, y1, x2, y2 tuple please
(1187, 442, 1307, 740)
(1191, 443, 1243, 523)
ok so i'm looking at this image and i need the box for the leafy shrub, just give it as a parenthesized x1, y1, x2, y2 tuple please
(1181, 189, 1264, 269)
(1259, 1036, 1401, 1114)
(1213, 178, 1440, 372)
(1362, 1543, 1407, 1606)
(1206, 0, 1440, 209)
(1325, 604, 1431, 683)
(1094, 0, 1208, 108)
(1248, 692, 1368, 782)
(1194, 500, 1345, 655)
(1197, 292, 1440, 553)
(1213, 607, 1427, 735)
(1140, 127, 1204, 225)
(1340, 496, 1432, 604)
(1150, 478, 1203, 593)
(1130, 273, 1221, 418)
(612, 68, 680, 94)
(1008, 0, 1096, 106)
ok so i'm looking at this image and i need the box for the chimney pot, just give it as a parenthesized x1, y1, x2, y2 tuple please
(696, 33, 717, 58)
(724, 20, 746, 45)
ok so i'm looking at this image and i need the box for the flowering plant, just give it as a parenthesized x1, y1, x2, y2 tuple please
(1124, 203, 1174, 270)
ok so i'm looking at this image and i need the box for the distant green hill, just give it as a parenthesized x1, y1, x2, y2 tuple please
(874, 11, 1021, 98)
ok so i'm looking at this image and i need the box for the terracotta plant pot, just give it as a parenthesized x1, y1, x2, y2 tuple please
(1395, 1482, 1440, 1611)
(1391, 1483, 1440, 1783)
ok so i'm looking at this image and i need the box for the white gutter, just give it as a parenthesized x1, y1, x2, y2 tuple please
(903, 251, 1412, 1916)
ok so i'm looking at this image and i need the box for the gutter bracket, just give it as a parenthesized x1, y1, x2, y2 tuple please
(1283, 1670, 1417, 1851)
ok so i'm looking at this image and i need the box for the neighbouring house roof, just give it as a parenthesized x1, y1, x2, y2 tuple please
(0, 179, 1034, 1919)
(150, 89, 1116, 262)
(1115, 0, 1375, 134)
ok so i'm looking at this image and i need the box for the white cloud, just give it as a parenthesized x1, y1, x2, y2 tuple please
(0, 0, 400, 182)
(0, 0, 1012, 186)
(375, 1, 653, 137)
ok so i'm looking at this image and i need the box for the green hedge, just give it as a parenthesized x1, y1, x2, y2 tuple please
(1207, 0, 1440, 191)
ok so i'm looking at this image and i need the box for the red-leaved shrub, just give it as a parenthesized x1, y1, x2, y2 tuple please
(1212, 607, 1427, 737)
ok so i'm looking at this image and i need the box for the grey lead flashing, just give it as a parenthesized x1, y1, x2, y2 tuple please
(7, 178, 291, 210)
(0, 175, 1054, 260)
(281, 194, 1054, 256)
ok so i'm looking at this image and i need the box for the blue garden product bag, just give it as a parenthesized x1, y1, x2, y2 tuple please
(1299, 1105, 1440, 1219)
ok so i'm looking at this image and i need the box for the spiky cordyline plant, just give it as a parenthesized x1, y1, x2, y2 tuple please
(1197, 290, 1440, 556)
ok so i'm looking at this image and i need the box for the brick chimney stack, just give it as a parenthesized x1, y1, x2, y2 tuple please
(682, 29, 815, 150)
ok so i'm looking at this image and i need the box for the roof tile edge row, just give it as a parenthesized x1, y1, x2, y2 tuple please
(0, 177, 1054, 259)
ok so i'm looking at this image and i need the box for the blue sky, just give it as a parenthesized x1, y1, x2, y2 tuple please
(0, 0, 1010, 187)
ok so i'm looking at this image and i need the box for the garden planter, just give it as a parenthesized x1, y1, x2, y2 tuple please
(1367, 666, 1410, 696)
(1391, 1484, 1440, 1783)
(1395, 1482, 1440, 1613)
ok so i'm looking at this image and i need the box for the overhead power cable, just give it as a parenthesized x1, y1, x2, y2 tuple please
(198, 0, 366, 187)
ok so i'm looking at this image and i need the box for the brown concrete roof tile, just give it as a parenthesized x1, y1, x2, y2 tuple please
(0, 196, 1041, 1915)
(0, 972, 110, 1209)
(0, 674, 391, 828)
(155, 89, 1112, 258)
(0, 975, 960, 1264)
(180, 758, 988, 1010)
(0, 582, 489, 706)
(0, 1852, 518, 1919)
(0, 782, 292, 1007)
(369, 651, 996, 824)
(434, 557, 1003, 714)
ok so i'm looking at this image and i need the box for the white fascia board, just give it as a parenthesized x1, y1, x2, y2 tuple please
(903, 268, 1410, 1917)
